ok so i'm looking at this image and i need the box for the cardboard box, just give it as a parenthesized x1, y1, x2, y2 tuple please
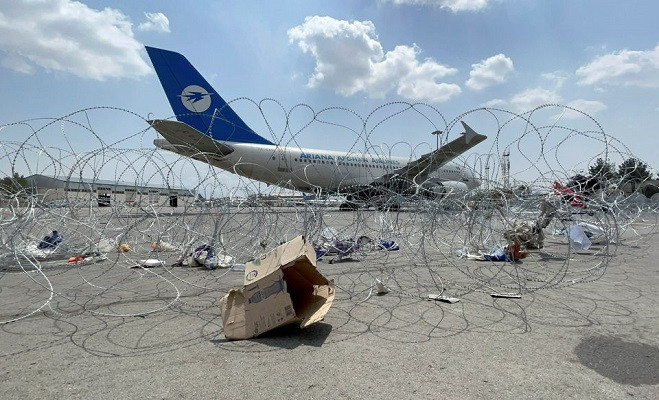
(220, 236, 335, 340)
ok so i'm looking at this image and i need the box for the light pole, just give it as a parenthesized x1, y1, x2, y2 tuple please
(431, 130, 442, 151)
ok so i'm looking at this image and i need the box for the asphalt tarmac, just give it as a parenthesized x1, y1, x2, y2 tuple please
(1, 209, 657, 399)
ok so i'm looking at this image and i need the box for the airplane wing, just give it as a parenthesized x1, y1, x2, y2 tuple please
(149, 119, 234, 156)
(372, 121, 487, 185)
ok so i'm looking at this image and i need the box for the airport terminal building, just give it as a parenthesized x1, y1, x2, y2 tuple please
(26, 174, 196, 208)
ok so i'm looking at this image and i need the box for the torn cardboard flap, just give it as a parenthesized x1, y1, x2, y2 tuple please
(220, 235, 335, 340)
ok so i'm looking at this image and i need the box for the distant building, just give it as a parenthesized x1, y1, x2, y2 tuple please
(618, 179, 659, 198)
(26, 174, 196, 208)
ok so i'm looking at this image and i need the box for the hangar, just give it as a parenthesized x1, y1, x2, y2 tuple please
(26, 174, 196, 208)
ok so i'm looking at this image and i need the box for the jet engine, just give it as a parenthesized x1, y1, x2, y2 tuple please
(419, 179, 469, 199)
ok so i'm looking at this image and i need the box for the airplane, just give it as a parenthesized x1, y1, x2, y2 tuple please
(145, 46, 487, 210)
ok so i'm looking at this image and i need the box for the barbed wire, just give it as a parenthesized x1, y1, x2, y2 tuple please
(1, 103, 657, 331)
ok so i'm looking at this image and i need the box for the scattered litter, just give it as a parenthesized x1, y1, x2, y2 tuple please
(95, 237, 116, 253)
(0, 104, 648, 327)
(77, 255, 108, 265)
(454, 248, 468, 258)
(375, 279, 389, 295)
(553, 181, 585, 208)
(565, 225, 592, 251)
(490, 293, 522, 299)
(575, 221, 610, 244)
(230, 263, 246, 272)
(482, 245, 508, 261)
(314, 227, 399, 263)
(506, 241, 529, 261)
(179, 244, 232, 269)
(554, 221, 611, 246)
(23, 243, 62, 259)
(427, 294, 460, 303)
(205, 254, 233, 269)
(503, 201, 557, 249)
(37, 230, 62, 249)
(136, 259, 165, 268)
(150, 241, 179, 252)
(378, 240, 399, 251)
(467, 243, 528, 262)
(68, 255, 107, 265)
(220, 236, 335, 340)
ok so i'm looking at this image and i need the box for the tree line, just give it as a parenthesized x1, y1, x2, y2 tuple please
(0, 173, 28, 194)
(568, 157, 655, 195)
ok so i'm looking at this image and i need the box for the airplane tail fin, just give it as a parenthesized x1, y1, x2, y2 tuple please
(145, 46, 273, 145)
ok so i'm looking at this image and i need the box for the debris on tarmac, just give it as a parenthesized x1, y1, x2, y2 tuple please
(427, 294, 460, 303)
(0, 104, 656, 331)
(220, 236, 335, 339)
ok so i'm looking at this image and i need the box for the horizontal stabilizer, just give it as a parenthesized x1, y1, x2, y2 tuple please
(149, 119, 234, 156)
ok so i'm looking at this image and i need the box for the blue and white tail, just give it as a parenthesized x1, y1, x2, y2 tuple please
(145, 46, 273, 145)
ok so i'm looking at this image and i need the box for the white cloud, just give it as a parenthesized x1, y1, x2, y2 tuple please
(558, 99, 607, 120)
(385, 0, 489, 12)
(288, 16, 461, 103)
(0, 0, 152, 80)
(466, 53, 514, 90)
(510, 88, 562, 112)
(138, 12, 170, 33)
(541, 71, 569, 90)
(576, 44, 659, 88)
(1, 53, 34, 74)
(482, 90, 605, 121)
(481, 98, 507, 108)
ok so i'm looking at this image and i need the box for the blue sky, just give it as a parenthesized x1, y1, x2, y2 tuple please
(0, 0, 657, 187)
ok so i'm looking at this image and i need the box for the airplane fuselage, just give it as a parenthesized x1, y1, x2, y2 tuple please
(155, 138, 478, 194)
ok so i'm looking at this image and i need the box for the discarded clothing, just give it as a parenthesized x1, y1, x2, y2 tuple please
(469, 244, 527, 262)
(181, 244, 232, 269)
(37, 230, 62, 249)
(314, 227, 399, 262)
(378, 240, 399, 251)
(314, 234, 368, 262)
(482, 245, 508, 261)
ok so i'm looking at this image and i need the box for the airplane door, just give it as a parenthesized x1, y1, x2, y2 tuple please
(277, 150, 292, 177)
